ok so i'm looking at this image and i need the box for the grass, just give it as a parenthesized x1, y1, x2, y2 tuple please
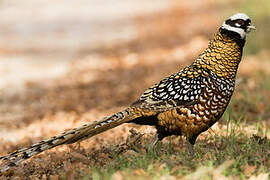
(58, 124, 270, 180)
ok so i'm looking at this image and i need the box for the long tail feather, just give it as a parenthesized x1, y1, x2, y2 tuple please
(0, 108, 136, 172)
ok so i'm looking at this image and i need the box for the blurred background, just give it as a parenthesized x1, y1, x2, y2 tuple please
(0, 0, 270, 177)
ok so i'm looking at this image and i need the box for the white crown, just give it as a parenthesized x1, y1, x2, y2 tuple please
(229, 13, 250, 21)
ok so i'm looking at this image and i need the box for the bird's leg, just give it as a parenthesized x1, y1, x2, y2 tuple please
(150, 133, 160, 147)
(186, 136, 197, 157)
(179, 136, 184, 146)
(186, 141, 195, 157)
(150, 128, 168, 148)
(150, 133, 166, 148)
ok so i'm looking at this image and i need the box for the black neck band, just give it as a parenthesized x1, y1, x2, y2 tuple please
(219, 28, 246, 49)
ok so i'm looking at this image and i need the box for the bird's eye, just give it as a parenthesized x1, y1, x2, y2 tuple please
(235, 19, 245, 26)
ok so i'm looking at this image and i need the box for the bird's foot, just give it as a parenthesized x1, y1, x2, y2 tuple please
(150, 134, 159, 148)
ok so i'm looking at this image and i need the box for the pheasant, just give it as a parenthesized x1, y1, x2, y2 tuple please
(0, 13, 255, 172)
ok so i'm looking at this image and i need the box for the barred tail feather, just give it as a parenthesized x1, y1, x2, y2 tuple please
(0, 108, 135, 172)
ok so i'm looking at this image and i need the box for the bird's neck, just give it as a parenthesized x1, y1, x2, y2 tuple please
(219, 27, 246, 48)
(194, 31, 244, 79)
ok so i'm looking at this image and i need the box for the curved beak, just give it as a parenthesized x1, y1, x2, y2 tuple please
(247, 24, 256, 32)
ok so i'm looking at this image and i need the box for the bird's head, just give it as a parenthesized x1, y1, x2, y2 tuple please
(220, 13, 256, 39)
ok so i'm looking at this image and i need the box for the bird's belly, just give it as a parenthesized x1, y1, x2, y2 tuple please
(157, 94, 230, 137)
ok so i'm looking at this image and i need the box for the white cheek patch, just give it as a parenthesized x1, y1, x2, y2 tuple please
(221, 22, 246, 39)
(235, 23, 241, 27)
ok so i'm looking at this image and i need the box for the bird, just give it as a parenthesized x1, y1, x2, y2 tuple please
(0, 13, 255, 172)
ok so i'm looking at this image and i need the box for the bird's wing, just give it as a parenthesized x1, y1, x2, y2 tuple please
(131, 65, 208, 111)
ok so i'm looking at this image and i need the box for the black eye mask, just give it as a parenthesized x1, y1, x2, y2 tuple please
(225, 19, 251, 32)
